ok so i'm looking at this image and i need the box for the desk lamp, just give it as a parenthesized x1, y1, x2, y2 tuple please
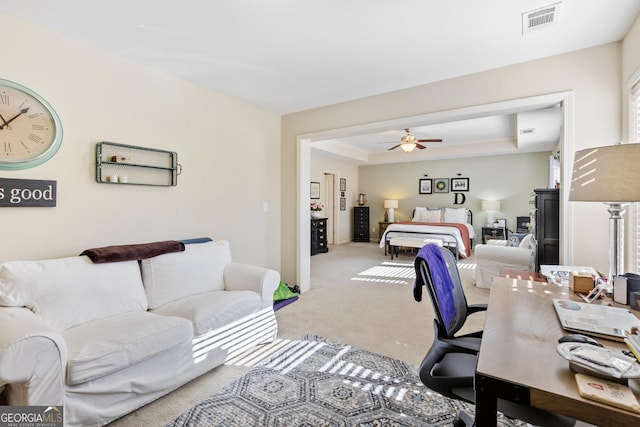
(569, 143, 640, 281)
(384, 199, 399, 222)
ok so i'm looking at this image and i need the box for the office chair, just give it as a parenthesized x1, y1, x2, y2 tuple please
(414, 244, 574, 427)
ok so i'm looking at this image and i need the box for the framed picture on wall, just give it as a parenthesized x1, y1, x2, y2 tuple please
(419, 178, 432, 194)
(310, 182, 320, 199)
(340, 198, 346, 210)
(433, 178, 449, 193)
(516, 216, 530, 233)
(340, 178, 346, 191)
(451, 178, 469, 192)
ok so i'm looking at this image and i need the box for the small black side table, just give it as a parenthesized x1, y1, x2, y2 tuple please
(481, 227, 506, 244)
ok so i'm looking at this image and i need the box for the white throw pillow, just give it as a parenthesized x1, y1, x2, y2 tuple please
(0, 256, 147, 331)
(412, 207, 427, 221)
(444, 207, 467, 224)
(141, 240, 231, 309)
(519, 234, 535, 250)
(421, 209, 443, 223)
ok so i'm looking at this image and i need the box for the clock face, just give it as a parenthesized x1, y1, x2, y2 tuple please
(0, 79, 63, 170)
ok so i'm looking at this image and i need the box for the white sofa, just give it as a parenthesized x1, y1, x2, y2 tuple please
(0, 239, 279, 427)
(474, 234, 536, 288)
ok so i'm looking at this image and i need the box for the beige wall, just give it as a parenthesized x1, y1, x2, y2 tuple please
(357, 152, 549, 242)
(283, 43, 622, 286)
(0, 14, 281, 269)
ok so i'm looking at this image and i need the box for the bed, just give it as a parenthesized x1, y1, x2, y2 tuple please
(379, 207, 475, 258)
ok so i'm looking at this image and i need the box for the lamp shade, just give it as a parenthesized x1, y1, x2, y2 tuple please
(481, 200, 501, 211)
(384, 199, 399, 209)
(569, 144, 640, 202)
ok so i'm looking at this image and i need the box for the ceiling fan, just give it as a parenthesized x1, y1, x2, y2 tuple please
(386, 128, 443, 152)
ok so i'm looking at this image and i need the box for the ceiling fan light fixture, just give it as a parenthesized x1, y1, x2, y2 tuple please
(403, 135, 416, 143)
(401, 142, 416, 152)
(385, 128, 441, 152)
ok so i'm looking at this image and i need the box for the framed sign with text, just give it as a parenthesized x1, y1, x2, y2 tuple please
(0, 178, 57, 207)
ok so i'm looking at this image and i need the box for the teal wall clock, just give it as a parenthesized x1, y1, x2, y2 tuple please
(0, 79, 63, 170)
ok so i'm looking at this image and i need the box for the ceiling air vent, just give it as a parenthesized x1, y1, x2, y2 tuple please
(522, 2, 561, 35)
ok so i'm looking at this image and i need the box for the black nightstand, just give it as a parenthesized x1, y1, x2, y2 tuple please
(311, 218, 328, 255)
(481, 226, 506, 244)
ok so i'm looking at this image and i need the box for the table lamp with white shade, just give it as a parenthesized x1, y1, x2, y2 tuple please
(481, 199, 501, 226)
(569, 143, 640, 281)
(384, 199, 399, 223)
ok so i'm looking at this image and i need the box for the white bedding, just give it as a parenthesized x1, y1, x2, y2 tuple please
(379, 223, 475, 258)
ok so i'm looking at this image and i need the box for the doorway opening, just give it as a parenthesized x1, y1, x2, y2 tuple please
(297, 92, 574, 292)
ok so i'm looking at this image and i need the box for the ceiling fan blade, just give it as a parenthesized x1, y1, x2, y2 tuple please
(416, 139, 443, 143)
(388, 144, 402, 151)
(415, 143, 427, 149)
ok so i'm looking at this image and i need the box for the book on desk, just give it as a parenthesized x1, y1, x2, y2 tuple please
(575, 373, 640, 413)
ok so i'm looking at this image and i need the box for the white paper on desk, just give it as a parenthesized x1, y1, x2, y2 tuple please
(553, 299, 640, 341)
(540, 265, 599, 283)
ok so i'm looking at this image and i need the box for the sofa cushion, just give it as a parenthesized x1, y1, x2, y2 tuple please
(150, 290, 261, 336)
(141, 240, 231, 309)
(0, 256, 147, 330)
(63, 311, 193, 385)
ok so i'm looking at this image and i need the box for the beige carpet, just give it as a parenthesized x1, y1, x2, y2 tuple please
(107, 242, 488, 426)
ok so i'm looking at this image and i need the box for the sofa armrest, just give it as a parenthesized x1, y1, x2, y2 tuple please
(475, 244, 533, 266)
(0, 307, 66, 406)
(487, 239, 509, 246)
(223, 263, 280, 309)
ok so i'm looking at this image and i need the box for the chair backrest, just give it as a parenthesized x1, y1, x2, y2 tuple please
(414, 244, 470, 339)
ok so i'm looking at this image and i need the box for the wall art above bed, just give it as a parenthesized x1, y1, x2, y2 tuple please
(419, 178, 432, 194)
(433, 178, 449, 193)
(420, 177, 470, 196)
(451, 177, 469, 192)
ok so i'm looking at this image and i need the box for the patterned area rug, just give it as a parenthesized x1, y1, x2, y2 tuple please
(167, 335, 522, 427)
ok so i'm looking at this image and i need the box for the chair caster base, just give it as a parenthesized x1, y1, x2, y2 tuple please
(453, 411, 475, 427)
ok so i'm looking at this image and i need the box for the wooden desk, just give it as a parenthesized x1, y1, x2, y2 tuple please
(499, 269, 547, 282)
(475, 277, 640, 426)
